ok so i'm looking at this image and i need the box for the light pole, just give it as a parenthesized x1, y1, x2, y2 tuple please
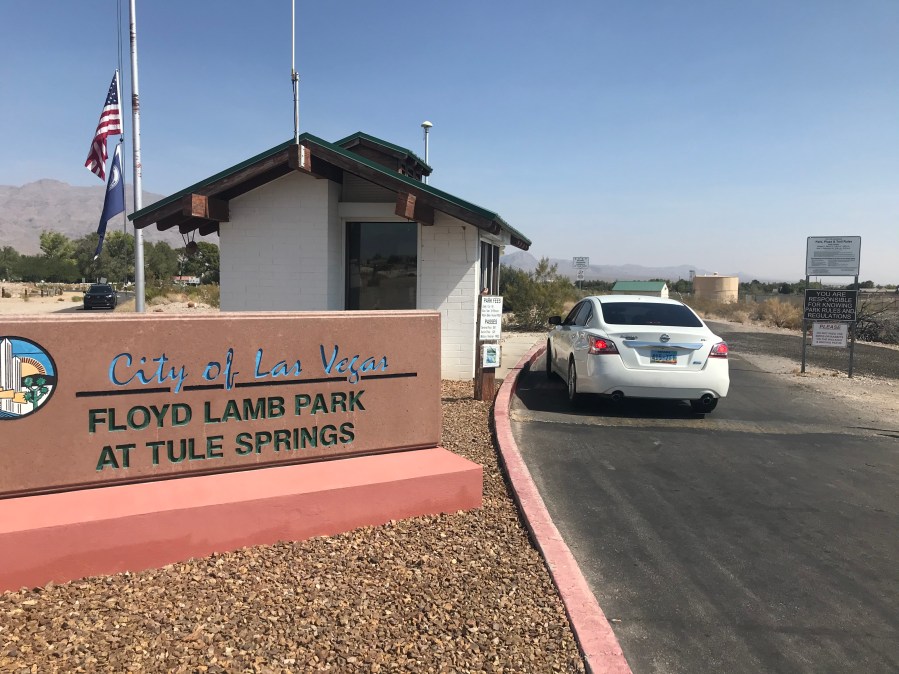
(421, 120, 432, 184)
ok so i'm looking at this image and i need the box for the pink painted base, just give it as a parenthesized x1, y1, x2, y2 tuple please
(0, 448, 481, 592)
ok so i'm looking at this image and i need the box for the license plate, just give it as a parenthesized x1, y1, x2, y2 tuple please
(650, 349, 677, 364)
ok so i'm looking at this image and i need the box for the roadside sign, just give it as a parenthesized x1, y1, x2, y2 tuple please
(812, 322, 848, 348)
(803, 289, 857, 322)
(572, 256, 589, 269)
(478, 295, 503, 341)
(576, 269, 585, 281)
(806, 236, 861, 276)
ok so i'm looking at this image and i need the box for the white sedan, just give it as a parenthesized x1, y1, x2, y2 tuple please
(546, 295, 729, 413)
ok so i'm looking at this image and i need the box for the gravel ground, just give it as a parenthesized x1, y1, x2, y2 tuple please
(0, 382, 586, 674)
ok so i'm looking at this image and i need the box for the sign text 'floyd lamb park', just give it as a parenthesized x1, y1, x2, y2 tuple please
(0, 311, 442, 499)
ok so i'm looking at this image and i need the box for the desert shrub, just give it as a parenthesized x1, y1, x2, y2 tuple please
(753, 299, 802, 329)
(187, 283, 220, 308)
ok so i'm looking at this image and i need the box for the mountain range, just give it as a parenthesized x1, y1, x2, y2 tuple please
(0, 180, 189, 254)
(501, 251, 757, 282)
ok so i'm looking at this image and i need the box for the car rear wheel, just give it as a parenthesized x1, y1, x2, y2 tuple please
(567, 359, 580, 404)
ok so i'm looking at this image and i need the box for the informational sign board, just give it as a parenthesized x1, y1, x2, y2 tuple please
(812, 322, 849, 348)
(803, 289, 857, 322)
(806, 236, 861, 276)
(572, 256, 590, 269)
(481, 344, 501, 368)
(0, 312, 441, 498)
(478, 295, 503, 341)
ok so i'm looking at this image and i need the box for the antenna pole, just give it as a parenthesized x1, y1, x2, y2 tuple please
(292, 0, 299, 143)
(421, 120, 432, 184)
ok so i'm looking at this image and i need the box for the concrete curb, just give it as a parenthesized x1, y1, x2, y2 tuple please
(494, 344, 632, 674)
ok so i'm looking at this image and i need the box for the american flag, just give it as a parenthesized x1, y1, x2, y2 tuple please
(84, 72, 122, 180)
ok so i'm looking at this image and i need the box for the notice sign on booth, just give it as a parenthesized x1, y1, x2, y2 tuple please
(479, 295, 503, 341)
(812, 322, 849, 348)
(481, 344, 501, 368)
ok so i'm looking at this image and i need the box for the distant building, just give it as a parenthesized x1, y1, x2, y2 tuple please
(693, 274, 739, 303)
(611, 281, 669, 298)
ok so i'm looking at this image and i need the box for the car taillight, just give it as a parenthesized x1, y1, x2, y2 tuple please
(709, 342, 728, 358)
(588, 336, 619, 355)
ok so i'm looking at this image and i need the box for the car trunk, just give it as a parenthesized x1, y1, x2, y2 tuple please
(610, 327, 712, 371)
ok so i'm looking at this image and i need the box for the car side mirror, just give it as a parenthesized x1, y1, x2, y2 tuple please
(548, 316, 562, 325)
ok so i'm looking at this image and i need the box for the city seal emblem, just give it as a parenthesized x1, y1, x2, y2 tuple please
(0, 336, 57, 420)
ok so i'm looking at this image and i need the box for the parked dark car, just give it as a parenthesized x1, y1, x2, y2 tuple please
(83, 283, 118, 310)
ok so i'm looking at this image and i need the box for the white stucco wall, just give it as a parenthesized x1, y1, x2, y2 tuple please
(220, 172, 336, 311)
(419, 214, 481, 380)
(218, 173, 484, 380)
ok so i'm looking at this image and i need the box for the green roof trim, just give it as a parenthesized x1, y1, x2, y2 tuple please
(129, 138, 295, 222)
(612, 281, 668, 291)
(129, 132, 530, 248)
(334, 131, 432, 172)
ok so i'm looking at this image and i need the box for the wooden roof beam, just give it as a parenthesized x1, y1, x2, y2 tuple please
(395, 192, 434, 226)
(183, 194, 229, 222)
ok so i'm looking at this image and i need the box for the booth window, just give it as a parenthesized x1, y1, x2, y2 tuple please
(479, 241, 500, 294)
(346, 222, 418, 310)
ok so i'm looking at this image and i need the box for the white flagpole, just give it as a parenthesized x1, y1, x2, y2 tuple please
(129, 0, 145, 312)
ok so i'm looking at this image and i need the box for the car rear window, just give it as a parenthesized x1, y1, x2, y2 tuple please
(599, 302, 703, 327)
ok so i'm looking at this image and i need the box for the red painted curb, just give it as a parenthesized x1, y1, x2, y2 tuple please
(495, 344, 632, 674)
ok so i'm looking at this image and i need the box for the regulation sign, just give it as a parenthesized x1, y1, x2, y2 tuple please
(812, 322, 849, 348)
(478, 295, 503, 341)
(806, 236, 861, 276)
(803, 289, 857, 322)
(572, 256, 590, 269)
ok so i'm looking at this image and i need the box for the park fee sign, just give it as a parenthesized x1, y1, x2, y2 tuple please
(0, 311, 441, 499)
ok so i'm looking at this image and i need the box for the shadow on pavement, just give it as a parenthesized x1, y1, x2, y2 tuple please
(515, 355, 707, 421)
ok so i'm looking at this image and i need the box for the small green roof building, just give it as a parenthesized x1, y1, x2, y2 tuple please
(129, 131, 530, 380)
(611, 281, 669, 298)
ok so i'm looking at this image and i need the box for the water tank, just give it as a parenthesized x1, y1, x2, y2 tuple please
(693, 275, 739, 303)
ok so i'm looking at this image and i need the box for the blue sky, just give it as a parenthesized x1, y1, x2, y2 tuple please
(2, 1, 897, 283)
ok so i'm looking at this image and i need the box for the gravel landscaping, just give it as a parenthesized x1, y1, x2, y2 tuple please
(0, 381, 586, 673)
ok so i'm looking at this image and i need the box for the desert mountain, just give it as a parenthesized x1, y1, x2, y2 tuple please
(0, 180, 194, 254)
(501, 250, 747, 282)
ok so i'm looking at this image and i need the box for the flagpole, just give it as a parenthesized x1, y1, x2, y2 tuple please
(114, 70, 127, 235)
(129, 0, 145, 312)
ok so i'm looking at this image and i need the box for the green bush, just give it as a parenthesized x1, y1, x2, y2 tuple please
(500, 260, 577, 331)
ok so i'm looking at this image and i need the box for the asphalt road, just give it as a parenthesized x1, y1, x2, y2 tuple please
(510, 333, 899, 673)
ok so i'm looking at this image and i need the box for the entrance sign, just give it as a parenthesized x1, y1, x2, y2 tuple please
(478, 295, 503, 341)
(0, 312, 441, 499)
(803, 289, 857, 322)
(572, 256, 589, 269)
(812, 322, 848, 348)
(806, 236, 861, 276)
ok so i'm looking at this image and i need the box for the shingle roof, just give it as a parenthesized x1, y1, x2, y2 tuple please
(129, 132, 530, 250)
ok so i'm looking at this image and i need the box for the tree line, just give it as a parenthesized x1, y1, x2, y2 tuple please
(0, 231, 219, 285)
